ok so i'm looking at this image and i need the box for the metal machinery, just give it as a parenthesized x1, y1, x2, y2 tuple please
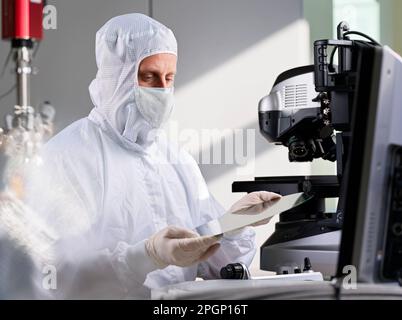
(1, 0, 54, 164)
(233, 22, 402, 284)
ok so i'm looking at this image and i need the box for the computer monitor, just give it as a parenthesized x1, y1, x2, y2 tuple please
(337, 44, 402, 284)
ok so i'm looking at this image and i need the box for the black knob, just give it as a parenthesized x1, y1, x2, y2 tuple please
(294, 267, 302, 274)
(397, 269, 402, 287)
(303, 257, 312, 272)
(220, 263, 245, 279)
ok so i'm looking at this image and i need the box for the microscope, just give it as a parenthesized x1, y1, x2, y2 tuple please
(233, 21, 402, 284)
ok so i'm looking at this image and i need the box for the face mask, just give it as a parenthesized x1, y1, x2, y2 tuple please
(136, 86, 175, 128)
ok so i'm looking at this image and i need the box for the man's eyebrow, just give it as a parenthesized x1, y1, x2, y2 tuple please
(139, 67, 163, 74)
(139, 69, 157, 74)
(139, 66, 176, 73)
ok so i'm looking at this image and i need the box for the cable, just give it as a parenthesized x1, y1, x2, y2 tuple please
(1, 48, 12, 78)
(33, 41, 41, 58)
(148, 0, 153, 17)
(329, 47, 338, 73)
(328, 30, 381, 73)
(0, 49, 15, 102)
(343, 30, 381, 46)
(0, 84, 16, 102)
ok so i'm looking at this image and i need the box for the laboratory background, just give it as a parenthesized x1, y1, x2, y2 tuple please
(0, 0, 402, 300)
(0, 0, 401, 275)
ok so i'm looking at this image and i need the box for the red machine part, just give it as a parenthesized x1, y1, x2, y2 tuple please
(2, 0, 44, 40)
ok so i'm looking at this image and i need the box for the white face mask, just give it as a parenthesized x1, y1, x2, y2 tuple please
(136, 86, 175, 128)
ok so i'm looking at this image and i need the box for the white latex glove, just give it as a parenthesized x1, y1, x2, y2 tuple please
(145, 226, 221, 268)
(229, 191, 282, 226)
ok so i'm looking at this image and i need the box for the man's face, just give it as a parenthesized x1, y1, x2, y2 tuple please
(137, 53, 177, 88)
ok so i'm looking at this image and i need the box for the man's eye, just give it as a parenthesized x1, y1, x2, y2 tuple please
(142, 74, 154, 81)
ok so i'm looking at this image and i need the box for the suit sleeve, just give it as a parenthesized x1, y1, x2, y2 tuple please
(23, 150, 160, 299)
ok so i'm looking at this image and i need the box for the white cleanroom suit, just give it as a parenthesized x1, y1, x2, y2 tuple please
(23, 13, 279, 299)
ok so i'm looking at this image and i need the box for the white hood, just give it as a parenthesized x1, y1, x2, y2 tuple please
(88, 13, 177, 150)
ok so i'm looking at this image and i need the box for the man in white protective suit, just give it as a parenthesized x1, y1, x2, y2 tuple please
(24, 13, 280, 299)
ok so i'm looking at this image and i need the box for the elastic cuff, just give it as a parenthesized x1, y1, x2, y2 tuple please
(125, 239, 161, 279)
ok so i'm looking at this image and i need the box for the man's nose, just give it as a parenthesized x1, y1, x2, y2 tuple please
(158, 76, 169, 88)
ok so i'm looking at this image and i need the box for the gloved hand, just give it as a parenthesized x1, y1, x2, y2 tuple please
(145, 226, 221, 268)
(229, 191, 282, 226)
